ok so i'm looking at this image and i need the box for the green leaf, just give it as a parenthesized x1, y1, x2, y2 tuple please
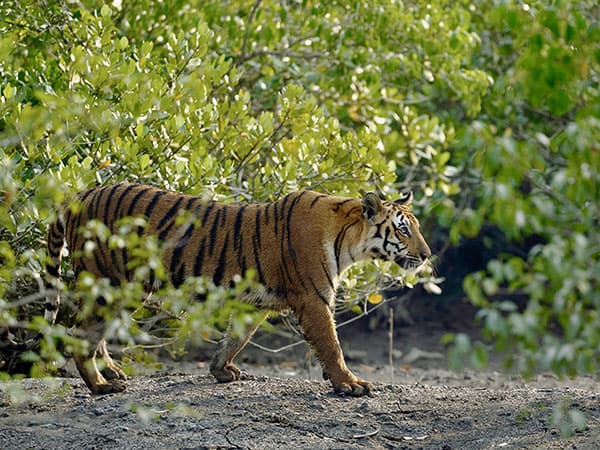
(100, 4, 112, 18)
(3, 83, 15, 99)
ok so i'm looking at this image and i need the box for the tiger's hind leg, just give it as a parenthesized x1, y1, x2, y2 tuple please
(73, 318, 127, 394)
(98, 338, 127, 381)
(73, 345, 127, 394)
(210, 311, 269, 382)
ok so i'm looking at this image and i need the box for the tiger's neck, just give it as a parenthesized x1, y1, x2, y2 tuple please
(326, 201, 369, 278)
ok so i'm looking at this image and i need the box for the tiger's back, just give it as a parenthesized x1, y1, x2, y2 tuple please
(48, 183, 359, 310)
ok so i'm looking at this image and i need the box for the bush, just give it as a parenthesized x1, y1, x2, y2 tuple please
(1, 0, 598, 381)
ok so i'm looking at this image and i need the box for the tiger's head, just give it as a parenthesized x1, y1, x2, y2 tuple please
(361, 191, 431, 272)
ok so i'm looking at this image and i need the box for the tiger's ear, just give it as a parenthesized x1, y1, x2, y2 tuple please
(395, 191, 413, 207)
(361, 191, 383, 220)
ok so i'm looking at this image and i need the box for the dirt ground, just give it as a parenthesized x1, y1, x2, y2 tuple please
(1, 317, 599, 449)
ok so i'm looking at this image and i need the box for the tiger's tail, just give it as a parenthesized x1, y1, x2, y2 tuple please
(45, 213, 66, 325)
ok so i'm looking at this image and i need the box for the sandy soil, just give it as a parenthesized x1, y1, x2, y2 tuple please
(1, 323, 599, 449)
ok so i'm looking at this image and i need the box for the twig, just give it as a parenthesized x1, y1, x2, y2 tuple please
(240, 0, 262, 61)
(353, 427, 380, 439)
(3, 288, 58, 309)
(247, 339, 305, 353)
(388, 306, 394, 384)
(244, 293, 405, 354)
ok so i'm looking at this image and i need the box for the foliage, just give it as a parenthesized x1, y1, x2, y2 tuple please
(1, 0, 599, 384)
(449, 0, 600, 378)
(0, 0, 439, 375)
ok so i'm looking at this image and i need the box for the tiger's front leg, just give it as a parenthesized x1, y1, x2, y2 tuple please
(294, 297, 372, 397)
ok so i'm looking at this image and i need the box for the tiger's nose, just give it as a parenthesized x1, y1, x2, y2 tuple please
(420, 246, 432, 260)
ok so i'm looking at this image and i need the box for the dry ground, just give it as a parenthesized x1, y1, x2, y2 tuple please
(1, 321, 599, 449)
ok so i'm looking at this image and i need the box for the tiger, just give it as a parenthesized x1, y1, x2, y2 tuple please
(45, 183, 432, 396)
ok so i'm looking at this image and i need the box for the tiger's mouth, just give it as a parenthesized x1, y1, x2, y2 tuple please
(396, 255, 427, 272)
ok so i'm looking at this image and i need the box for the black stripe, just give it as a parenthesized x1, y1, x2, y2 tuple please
(279, 243, 294, 285)
(144, 190, 166, 219)
(93, 248, 106, 275)
(96, 184, 121, 283)
(158, 196, 184, 230)
(233, 206, 246, 252)
(277, 198, 300, 289)
(79, 186, 99, 204)
(240, 255, 247, 276)
(177, 220, 196, 249)
(137, 191, 166, 235)
(106, 185, 129, 280)
(285, 192, 305, 264)
(113, 184, 138, 223)
(126, 187, 153, 217)
(212, 233, 230, 285)
(193, 237, 207, 277)
(252, 225, 265, 284)
(308, 277, 330, 307)
(120, 245, 130, 280)
(49, 226, 63, 242)
(220, 205, 228, 226)
(49, 236, 64, 250)
(56, 217, 64, 234)
(168, 200, 198, 285)
(233, 206, 247, 274)
(278, 263, 289, 287)
(87, 188, 100, 220)
(255, 207, 262, 249)
(280, 194, 291, 220)
(103, 184, 122, 230)
(65, 208, 76, 250)
(170, 245, 185, 287)
(276, 194, 292, 234)
(91, 186, 113, 275)
(158, 197, 185, 241)
(200, 201, 216, 226)
(373, 219, 386, 239)
(283, 192, 308, 291)
(381, 226, 402, 254)
(110, 248, 123, 281)
(345, 205, 362, 218)
(47, 265, 59, 277)
(63, 208, 72, 236)
(68, 186, 98, 248)
(170, 221, 196, 279)
(186, 196, 199, 214)
(332, 198, 353, 212)
(93, 185, 111, 220)
(272, 202, 279, 234)
(264, 202, 270, 225)
(69, 212, 82, 249)
(309, 194, 326, 208)
(333, 220, 359, 271)
(321, 260, 335, 290)
(116, 185, 145, 280)
(48, 240, 63, 256)
(172, 262, 186, 287)
(145, 266, 156, 291)
(208, 207, 223, 256)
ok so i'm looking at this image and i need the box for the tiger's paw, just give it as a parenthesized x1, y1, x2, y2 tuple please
(210, 363, 242, 383)
(332, 378, 373, 397)
(101, 365, 128, 381)
(90, 379, 127, 395)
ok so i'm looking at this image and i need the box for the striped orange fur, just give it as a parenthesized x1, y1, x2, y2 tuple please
(46, 183, 431, 396)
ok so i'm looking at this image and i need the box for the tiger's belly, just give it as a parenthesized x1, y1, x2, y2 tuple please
(240, 285, 290, 312)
